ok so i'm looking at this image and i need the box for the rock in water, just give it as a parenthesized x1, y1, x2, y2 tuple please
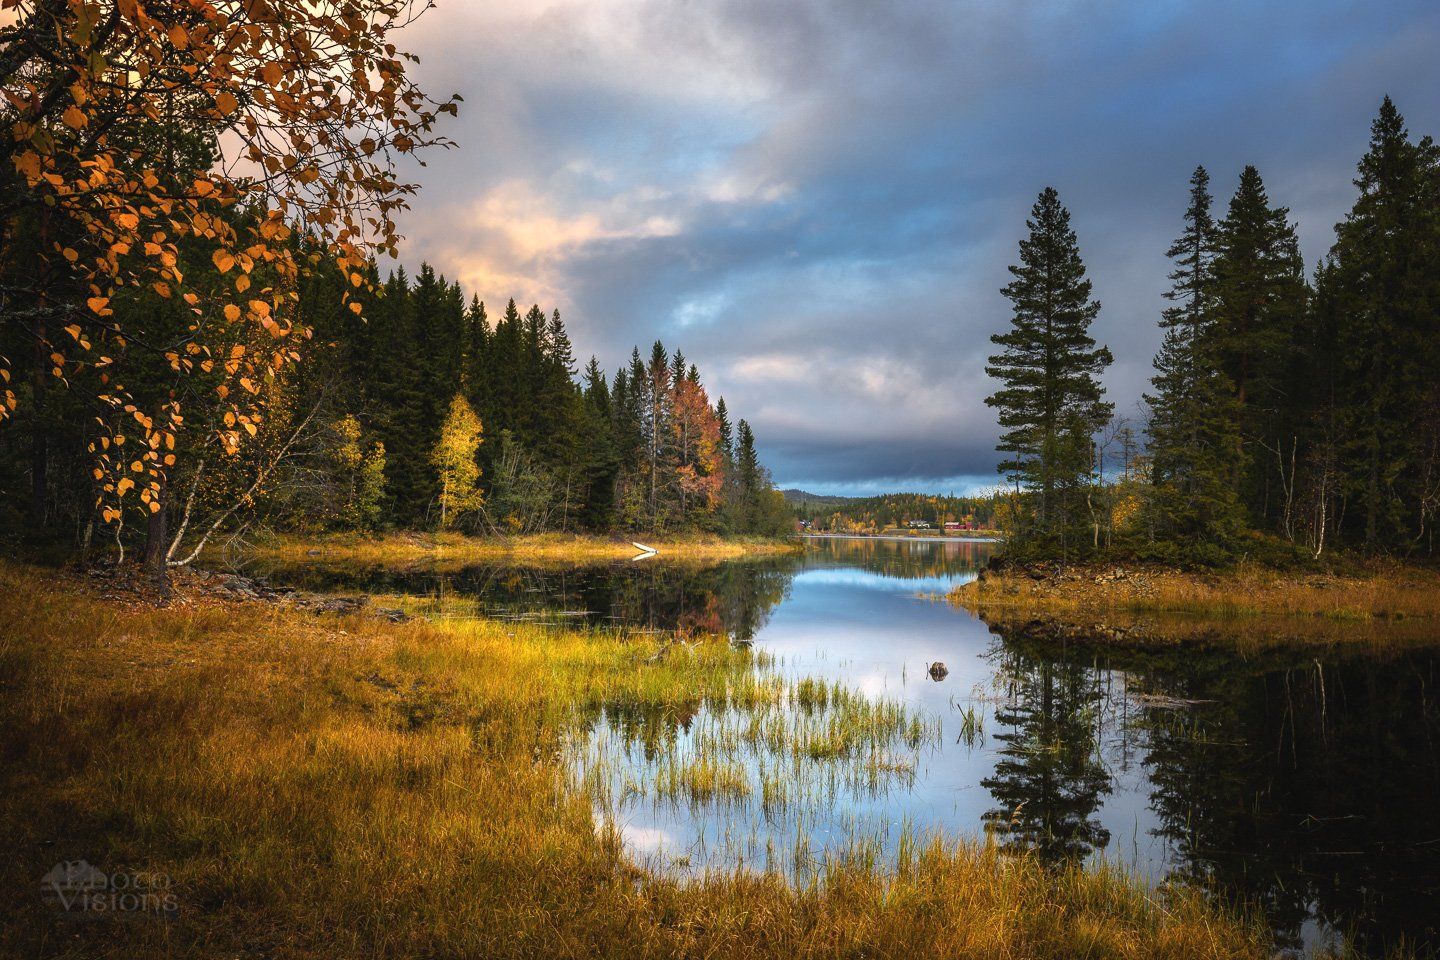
(927, 661, 949, 681)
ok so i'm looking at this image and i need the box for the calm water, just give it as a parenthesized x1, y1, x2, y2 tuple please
(256, 537, 1440, 956)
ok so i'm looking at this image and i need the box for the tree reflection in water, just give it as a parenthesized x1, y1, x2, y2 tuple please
(1126, 646, 1440, 955)
(981, 641, 1114, 862)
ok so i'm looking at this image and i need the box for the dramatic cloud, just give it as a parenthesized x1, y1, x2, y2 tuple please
(391, 0, 1440, 493)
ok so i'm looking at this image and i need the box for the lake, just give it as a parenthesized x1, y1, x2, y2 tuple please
(256, 536, 1440, 957)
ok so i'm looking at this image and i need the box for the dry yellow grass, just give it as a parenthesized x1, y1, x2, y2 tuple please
(247, 530, 800, 565)
(952, 562, 1440, 622)
(0, 561, 1288, 959)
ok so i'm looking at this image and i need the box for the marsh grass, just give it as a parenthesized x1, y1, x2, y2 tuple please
(0, 560, 1304, 959)
(575, 675, 940, 830)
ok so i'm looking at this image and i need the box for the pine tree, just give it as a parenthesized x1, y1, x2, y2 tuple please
(735, 419, 761, 531)
(1144, 166, 1245, 551)
(986, 187, 1113, 552)
(1325, 97, 1440, 550)
(1211, 166, 1307, 529)
(578, 357, 619, 530)
(646, 341, 671, 530)
(547, 309, 575, 377)
(463, 296, 488, 394)
(715, 397, 734, 461)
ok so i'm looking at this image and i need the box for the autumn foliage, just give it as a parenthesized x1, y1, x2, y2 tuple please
(1, 0, 456, 521)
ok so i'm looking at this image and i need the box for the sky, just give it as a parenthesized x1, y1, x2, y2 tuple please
(388, 0, 1440, 496)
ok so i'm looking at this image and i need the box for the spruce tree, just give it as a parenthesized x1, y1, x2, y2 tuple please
(1211, 166, 1307, 529)
(986, 187, 1113, 552)
(463, 296, 488, 396)
(1326, 97, 1440, 550)
(1144, 166, 1245, 552)
(735, 419, 761, 531)
(646, 341, 672, 530)
(715, 397, 734, 461)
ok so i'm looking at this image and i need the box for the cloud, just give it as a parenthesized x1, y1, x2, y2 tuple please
(391, 0, 1440, 493)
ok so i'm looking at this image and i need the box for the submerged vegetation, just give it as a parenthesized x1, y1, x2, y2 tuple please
(0, 560, 1286, 959)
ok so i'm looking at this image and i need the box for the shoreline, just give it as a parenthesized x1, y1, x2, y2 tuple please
(949, 561, 1440, 648)
(241, 531, 802, 565)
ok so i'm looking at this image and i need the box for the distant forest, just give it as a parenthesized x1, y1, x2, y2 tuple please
(987, 97, 1440, 563)
(786, 491, 1000, 533)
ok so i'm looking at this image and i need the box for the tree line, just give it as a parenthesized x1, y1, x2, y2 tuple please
(987, 97, 1440, 563)
(789, 491, 1000, 533)
(0, 251, 793, 551)
(289, 263, 792, 537)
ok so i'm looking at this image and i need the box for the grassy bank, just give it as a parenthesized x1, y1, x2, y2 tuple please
(0, 561, 1279, 959)
(246, 530, 800, 565)
(953, 562, 1440, 620)
(949, 562, 1440, 648)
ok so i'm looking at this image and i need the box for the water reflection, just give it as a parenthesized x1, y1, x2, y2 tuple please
(255, 537, 1440, 956)
(983, 645, 1114, 861)
(1129, 646, 1440, 956)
